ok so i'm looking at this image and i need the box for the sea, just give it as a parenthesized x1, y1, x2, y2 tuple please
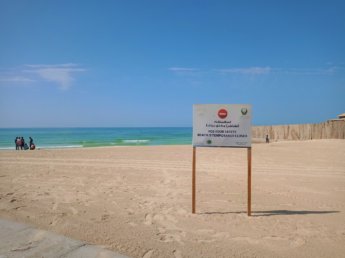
(0, 128, 192, 150)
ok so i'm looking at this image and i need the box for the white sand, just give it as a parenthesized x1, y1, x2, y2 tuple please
(0, 140, 345, 258)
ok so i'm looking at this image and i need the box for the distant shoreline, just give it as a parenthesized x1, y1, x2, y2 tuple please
(1, 122, 344, 150)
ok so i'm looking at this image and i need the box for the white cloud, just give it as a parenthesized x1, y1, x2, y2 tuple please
(0, 76, 35, 83)
(168, 66, 272, 76)
(0, 64, 86, 90)
(167, 65, 341, 76)
(25, 63, 79, 68)
(168, 67, 199, 72)
(214, 66, 340, 76)
(216, 67, 271, 75)
(24, 64, 86, 90)
(278, 67, 341, 75)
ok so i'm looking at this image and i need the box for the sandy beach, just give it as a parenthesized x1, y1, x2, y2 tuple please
(0, 140, 345, 258)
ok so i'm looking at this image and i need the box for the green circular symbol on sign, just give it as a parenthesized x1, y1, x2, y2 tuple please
(207, 140, 212, 144)
(241, 108, 248, 115)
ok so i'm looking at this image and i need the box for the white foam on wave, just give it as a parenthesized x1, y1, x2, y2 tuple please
(0, 145, 83, 150)
(38, 145, 83, 149)
(122, 139, 150, 144)
(0, 147, 16, 150)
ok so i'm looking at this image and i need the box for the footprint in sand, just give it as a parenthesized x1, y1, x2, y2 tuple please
(128, 222, 137, 227)
(142, 249, 154, 258)
(144, 214, 153, 225)
(159, 232, 185, 244)
(101, 214, 110, 221)
(173, 250, 183, 258)
(126, 208, 134, 215)
(69, 207, 78, 215)
(49, 216, 60, 226)
(52, 202, 59, 210)
(290, 237, 306, 247)
(159, 234, 179, 243)
(158, 227, 166, 234)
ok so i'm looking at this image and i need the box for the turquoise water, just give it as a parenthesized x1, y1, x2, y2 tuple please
(0, 128, 192, 150)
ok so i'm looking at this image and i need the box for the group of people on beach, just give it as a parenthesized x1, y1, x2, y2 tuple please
(15, 136, 35, 150)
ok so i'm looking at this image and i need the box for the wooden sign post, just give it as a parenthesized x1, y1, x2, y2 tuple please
(192, 104, 252, 216)
(192, 147, 196, 214)
(247, 147, 252, 216)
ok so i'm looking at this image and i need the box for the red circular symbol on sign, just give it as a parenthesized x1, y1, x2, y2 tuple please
(218, 109, 228, 119)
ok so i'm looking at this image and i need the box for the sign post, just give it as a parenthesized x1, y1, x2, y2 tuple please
(192, 104, 252, 216)
(247, 147, 252, 216)
(192, 147, 196, 214)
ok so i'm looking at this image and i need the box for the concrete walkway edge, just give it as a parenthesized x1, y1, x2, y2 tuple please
(0, 218, 129, 258)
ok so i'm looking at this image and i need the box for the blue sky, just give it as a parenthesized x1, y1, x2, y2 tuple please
(0, 0, 344, 127)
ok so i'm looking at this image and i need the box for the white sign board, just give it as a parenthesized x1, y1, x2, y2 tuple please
(193, 104, 252, 147)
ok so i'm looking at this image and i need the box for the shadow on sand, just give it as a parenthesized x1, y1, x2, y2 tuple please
(200, 210, 340, 217)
